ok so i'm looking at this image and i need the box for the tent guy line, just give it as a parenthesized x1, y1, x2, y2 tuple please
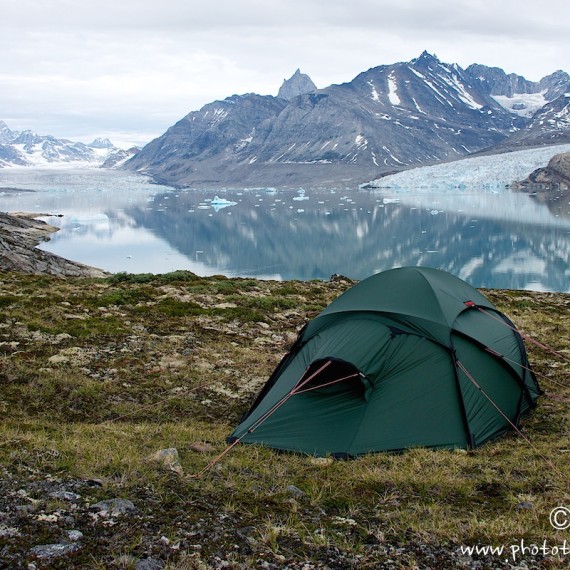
(474, 305, 570, 365)
(191, 354, 567, 486)
(190, 359, 336, 479)
(456, 359, 569, 486)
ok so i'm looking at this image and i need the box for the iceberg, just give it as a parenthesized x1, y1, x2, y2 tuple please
(211, 196, 238, 211)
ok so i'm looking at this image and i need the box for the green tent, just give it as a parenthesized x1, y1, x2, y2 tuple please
(229, 267, 541, 456)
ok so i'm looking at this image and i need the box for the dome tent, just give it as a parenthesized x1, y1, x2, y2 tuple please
(229, 267, 541, 456)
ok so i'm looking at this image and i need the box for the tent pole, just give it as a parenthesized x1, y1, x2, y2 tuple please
(190, 360, 333, 478)
(456, 360, 569, 486)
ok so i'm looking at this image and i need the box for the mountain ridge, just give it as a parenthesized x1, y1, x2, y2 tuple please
(124, 51, 570, 188)
(0, 121, 139, 169)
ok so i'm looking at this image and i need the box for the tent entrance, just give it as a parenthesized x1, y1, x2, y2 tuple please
(295, 358, 371, 400)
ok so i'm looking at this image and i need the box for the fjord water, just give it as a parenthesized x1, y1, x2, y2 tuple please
(1, 168, 569, 292)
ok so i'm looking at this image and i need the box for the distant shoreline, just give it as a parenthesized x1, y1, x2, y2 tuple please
(0, 187, 36, 193)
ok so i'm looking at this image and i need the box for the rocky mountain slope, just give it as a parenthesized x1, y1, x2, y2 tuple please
(493, 93, 570, 149)
(0, 121, 139, 168)
(123, 51, 570, 188)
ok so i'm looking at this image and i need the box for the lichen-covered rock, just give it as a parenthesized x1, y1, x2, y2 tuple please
(91, 498, 136, 516)
(29, 542, 82, 561)
(148, 448, 184, 476)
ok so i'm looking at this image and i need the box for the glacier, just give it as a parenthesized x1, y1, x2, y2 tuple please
(366, 143, 570, 190)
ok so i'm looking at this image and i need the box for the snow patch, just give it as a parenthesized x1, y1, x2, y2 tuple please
(411, 98, 425, 114)
(423, 79, 453, 107)
(382, 146, 405, 165)
(208, 108, 229, 126)
(235, 135, 253, 152)
(368, 80, 380, 102)
(444, 75, 482, 109)
(492, 91, 548, 118)
(355, 135, 368, 149)
(387, 73, 400, 106)
(408, 68, 425, 80)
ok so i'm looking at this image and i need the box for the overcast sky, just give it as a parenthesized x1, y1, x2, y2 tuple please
(2, 0, 569, 148)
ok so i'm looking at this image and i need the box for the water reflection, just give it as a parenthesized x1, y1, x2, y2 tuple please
(0, 169, 569, 291)
(126, 187, 570, 291)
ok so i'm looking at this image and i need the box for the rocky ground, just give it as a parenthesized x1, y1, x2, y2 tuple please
(1, 465, 523, 570)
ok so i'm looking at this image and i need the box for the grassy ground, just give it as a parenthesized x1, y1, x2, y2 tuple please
(0, 271, 569, 569)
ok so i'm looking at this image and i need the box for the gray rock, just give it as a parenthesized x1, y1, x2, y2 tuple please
(0, 212, 108, 277)
(148, 448, 184, 475)
(236, 525, 257, 546)
(29, 542, 81, 560)
(0, 525, 20, 537)
(286, 484, 305, 497)
(278, 69, 317, 100)
(466, 63, 539, 97)
(520, 151, 570, 189)
(66, 529, 84, 541)
(91, 498, 136, 515)
(49, 490, 81, 502)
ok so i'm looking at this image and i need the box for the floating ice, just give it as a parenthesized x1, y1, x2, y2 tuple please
(211, 196, 238, 211)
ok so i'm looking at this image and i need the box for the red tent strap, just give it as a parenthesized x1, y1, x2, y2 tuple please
(474, 306, 570, 364)
(191, 360, 356, 478)
(293, 372, 361, 395)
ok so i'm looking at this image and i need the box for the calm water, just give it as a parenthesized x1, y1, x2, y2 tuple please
(1, 168, 569, 292)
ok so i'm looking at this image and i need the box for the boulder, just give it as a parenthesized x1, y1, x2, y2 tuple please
(514, 151, 570, 190)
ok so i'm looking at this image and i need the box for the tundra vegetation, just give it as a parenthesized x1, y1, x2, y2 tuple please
(0, 271, 568, 569)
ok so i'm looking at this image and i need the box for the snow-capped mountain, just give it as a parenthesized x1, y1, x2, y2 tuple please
(494, 92, 570, 149)
(464, 64, 570, 147)
(124, 51, 570, 188)
(0, 121, 139, 168)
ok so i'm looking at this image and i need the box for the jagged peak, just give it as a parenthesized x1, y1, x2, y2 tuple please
(0, 120, 15, 144)
(278, 69, 317, 100)
(412, 50, 440, 65)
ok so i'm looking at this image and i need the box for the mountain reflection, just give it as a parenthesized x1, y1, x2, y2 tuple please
(126, 187, 570, 291)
